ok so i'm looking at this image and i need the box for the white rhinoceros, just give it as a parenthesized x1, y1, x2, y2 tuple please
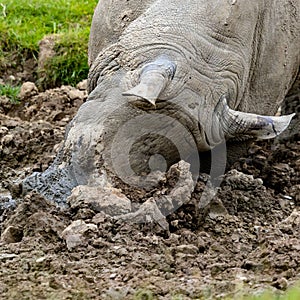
(24, 0, 299, 205)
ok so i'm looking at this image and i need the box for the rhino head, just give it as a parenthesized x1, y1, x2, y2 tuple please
(86, 0, 297, 166)
(23, 0, 299, 204)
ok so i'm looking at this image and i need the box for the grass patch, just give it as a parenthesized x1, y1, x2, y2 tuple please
(38, 27, 91, 88)
(0, 83, 20, 103)
(0, 0, 98, 87)
(220, 283, 300, 300)
(133, 289, 155, 300)
(244, 285, 300, 300)
(166, 283, 300, 300)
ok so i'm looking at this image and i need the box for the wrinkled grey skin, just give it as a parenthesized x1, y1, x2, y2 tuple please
(24, 0, 299, 205)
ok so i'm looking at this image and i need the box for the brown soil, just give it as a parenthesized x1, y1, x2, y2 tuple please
(0, 82, 299, 299)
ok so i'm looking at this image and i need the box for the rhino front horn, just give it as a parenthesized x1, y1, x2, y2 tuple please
(123, 56, 176, 106)
(216, 95, 295, 140)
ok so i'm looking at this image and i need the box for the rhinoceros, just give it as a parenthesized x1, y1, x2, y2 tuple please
(23, 0, 299, 205)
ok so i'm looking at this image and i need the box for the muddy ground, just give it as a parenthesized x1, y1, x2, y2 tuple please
(0, 80, 299, 299)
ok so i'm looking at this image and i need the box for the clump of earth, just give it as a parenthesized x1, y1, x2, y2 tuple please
(0, 79, 299, 299)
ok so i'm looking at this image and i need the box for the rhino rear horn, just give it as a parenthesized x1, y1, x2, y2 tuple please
(216, 95, 295, 140)
(123, 56, 176, 106)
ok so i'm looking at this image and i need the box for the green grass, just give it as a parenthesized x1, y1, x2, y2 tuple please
(0, 0, 98, 87)
(0, 83, 20, 103)
(243, 285, 300, 300)
(37, 27, 91, 89)
(133, 289, 155, 300)
(222, 283, 300, 300)
(130, 284, 300, 300)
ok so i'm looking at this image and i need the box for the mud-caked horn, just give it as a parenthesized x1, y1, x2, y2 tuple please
(123, 56, 176, 106)
(215, 95, 295, 140)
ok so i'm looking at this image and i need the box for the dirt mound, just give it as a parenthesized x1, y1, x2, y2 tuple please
(0, 84, 299, 299)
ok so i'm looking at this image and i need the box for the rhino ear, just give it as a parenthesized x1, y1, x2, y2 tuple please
(215, 95, 295, 140)
(123, 72, 167, 106)
(123, 56, 176, 106)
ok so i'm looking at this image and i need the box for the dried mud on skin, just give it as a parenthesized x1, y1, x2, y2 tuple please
(0, 84, 300, 299)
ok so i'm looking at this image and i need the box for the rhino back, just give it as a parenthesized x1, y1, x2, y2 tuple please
(239, 0, 300, 115)
(88, 0, 155, 66)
